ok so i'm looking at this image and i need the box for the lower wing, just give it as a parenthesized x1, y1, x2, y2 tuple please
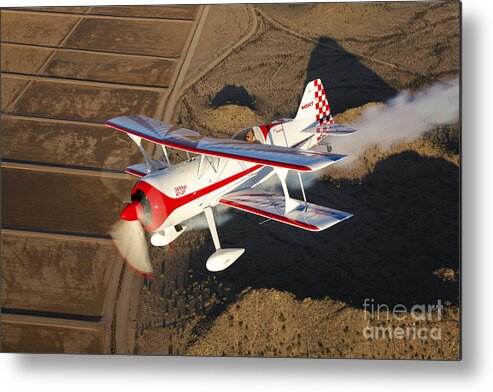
(219, 190, 352, 231)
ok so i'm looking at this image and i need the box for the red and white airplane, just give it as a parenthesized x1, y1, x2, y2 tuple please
(107, 79, 356, 276)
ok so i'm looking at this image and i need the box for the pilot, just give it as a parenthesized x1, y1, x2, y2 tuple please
(245, 129, 260, 143)
(244, 129, 255, 143)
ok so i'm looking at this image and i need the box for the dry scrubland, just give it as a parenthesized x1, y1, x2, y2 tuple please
(134, 3, 460, 359)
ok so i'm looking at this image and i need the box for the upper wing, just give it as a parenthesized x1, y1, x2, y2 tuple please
(107, 115, 346, 172)
(198, 139, 346, 172)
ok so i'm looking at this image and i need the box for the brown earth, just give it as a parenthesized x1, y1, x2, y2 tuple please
(1, 76, 29, 111)
(182, 5, 255, 87)
(199, 105, 265, 138)
(9, 79, 163, 122)
(259, 2, 460, 85)
(1, 44, 53, 74)
(1, 231, 118, 316)
(1, 315, 106, 354)
(1, 115, 141, 169)
(1, 167, 133, 234)
(43, 51, 177, 87)
(90, 5, 199, 20)
(9, 5, 199, 19)
(64, 18, 192, 57)
(1, 11, 79, 46)
(10, 6, 90, 14)
(187, 289, 459, 359)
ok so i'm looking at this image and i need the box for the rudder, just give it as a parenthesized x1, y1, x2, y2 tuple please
(294, 79, 334, 128)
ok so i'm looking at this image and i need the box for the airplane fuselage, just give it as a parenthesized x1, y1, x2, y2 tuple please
(134, 157, 263, 232)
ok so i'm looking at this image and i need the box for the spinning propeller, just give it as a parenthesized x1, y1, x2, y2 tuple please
(111, 193, 154, 278)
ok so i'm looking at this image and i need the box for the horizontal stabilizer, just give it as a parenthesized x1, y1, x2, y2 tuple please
(220, 191, 352, 231)
(303, 123, 357, 136)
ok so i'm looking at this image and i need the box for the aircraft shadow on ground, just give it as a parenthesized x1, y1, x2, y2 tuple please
(183, 151, 459, 335)
(302, 36, 398, 114)
(207, 36, 398, 118)
(210, 85, 257, 109)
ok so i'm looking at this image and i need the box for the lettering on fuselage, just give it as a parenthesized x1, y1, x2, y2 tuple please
(174, 185, 187, 197)
(301, 102, 313, 110)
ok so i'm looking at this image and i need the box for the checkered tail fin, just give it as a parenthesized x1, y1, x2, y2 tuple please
(294, 79, 334, 129)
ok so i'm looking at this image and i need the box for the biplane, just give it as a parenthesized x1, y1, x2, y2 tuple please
(107, 79, 356, 276)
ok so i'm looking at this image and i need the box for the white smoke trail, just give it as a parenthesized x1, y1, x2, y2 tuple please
(330, 78, 460, 164)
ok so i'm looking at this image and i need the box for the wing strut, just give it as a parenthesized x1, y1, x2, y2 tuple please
(203, 207, 245, 272)
(297, 172, 308, 211)
(161, 145, 170, 166)
(204, 207, 221, 250)
(274, 168, 300, 214)
(128, 134, 158, 172)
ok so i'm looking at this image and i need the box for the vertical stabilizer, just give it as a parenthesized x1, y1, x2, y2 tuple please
(294, 79, 334, 129)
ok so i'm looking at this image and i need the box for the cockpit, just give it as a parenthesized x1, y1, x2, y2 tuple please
(232, 126, 264, 144)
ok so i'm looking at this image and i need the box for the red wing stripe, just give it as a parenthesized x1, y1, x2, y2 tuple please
(219, 199, 320, 231)
(107, 122, 312, 172)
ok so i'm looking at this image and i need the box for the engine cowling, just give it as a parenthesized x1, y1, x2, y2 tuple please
(120, 180, 169, 232)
